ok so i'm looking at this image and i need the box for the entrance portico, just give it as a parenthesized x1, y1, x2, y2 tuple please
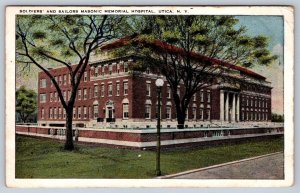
(220, 90, 240, 122)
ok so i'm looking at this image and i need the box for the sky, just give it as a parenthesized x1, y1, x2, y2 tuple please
(236, 16, 284, 114)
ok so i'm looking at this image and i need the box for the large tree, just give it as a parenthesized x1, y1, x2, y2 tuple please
(107, 16, 277, 128)
(16, 86, 37, 123)
(16, 15, 127, 150)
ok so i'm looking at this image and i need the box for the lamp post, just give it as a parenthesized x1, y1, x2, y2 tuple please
(155, 78, 164, 176)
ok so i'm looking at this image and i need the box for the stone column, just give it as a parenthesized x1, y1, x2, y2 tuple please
(220, 90, 224, 121)
(236, 94, 240, 122)
(225, 92, 229, 121)
(232, 94, 236, 122)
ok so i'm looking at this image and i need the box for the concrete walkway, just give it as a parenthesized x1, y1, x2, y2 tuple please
(162, 152, 284, 179)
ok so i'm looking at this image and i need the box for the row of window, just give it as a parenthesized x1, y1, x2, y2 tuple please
(93, 62, 129, 77)
(241, 96, 270, 108)
(241, 111, 269, 121)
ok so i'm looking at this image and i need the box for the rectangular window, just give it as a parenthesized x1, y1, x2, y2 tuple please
(63, 91, 66, 101)
(124, 63, 128, 72)
(95, 67, 98, 77)
(116, 83, 120, 96)
(73, 107, 76, 119)
(84, 71, 87, 82)
(193, 94, 196, 101)
(193, 107, 197, 120)
(58, 107, 61, 119)
(166, 106, 171, 119)
(108, 84, 113, 96)
(206, 109, 211, 120)
(84, 107, 87, 119)
(123, 103, 129, 119)
(40, 93, 46, 103)
(54, 108, 57, 119)
(94, 85, 99, 98)
(167, 86, 171, 99)
(124, 82, 128, 95)
(63, 75, 67, 85)
(101, 84, 105, 97)
(89, 88, 93, 99)
(199, 109, 204, 120)
(93, 105, 98, 118)
(200, 90, 204, 102)
(145, 105, 151, 119)
(54, 92, 57, 101)
(40, 79, 47, 88)
(102, 66, 105, 75)
(117, 63, 120, 74)
(207, 90, 211, 103)
(59, 75, 62, 85)
(49, 108, 53, 119)
(41, 108, 44, 119)
(78, 89, 81, 100)
(83, 88, 87, 100)
(50, 92, 53, 102)
(78, 107, 81, 119)
(89, 106, 92, 118)
(63, 109, 66, 119)
(68, 90, 71, 100)
(146, 83, 151, 96)
(109, 65, 112, 75)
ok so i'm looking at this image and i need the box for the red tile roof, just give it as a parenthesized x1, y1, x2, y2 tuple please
(101, 35, 266, 80)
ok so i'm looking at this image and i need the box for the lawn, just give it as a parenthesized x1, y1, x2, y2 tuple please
(16, 135, 284, 178)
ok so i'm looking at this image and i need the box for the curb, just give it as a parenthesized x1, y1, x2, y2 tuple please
(158, 151, 283, 179)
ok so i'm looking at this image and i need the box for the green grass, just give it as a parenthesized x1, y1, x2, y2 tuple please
(16, 135, 284, 178)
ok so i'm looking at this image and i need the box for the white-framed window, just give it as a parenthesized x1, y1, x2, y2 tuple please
(108, 84, 113, 96)
(109, 65, 112, 75)
(89, 88, 93, 99)
(83, 88, 87, 100)
(192, 107, 197, 120)
(200, 90, 204, 102)
(116, 83, 120, 96)
(49, 108, 53, 119)
(40, 93, 47, 103)
(40, 79, 47, 88)
(207, 90, 211, 103)
(117, 63, 120, 74)
(167, 86, 171, 99)
(84, 71, 88, 82)
(41, 108, 44, 119)
(166, 106, 171, 119)
(68, 90, 71, 100)
(123, 103, 129, 119)
(73, 107, 76, 119)
(246, 97, 249, 106)
(101, 84, 105, 97)
(84, 106, 87, 119)
(185, 108, 189, 120)
(124, 82, 128, 95)
(54, 107, 57, 119)
(241, 111, 244, 121)
(54, 92, 57, 102)
(78, 89, 81, 100)
(266, 100, 268, 108)
(63, 109, 66, 119)
(58, 107, 61, 119)
(63, 91, 66, 101)
(59, 75, 62, 85)
(206, 109, 211, 120)
(199, 109, 204, 120)
(193, 93, 196, 101)
(94, 85, 99, 98)
(124, 62, 128, 72)
(146, 83, 151, 96)
(89, 106, 92, 118)
(63, 74, 67, 85)
(145, 104, 151, 119)
(102, 66, 105, 75)
(78, 107, 81, 119)
(93, 105, 98, 118)
(50, 92, 53, 102)
(95, 67, 98, 77)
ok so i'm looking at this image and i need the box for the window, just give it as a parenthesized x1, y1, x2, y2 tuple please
(78, 107, 81, 119)
(78, 89, 81, 100)
(95, 67, 98, 77)
(63, 109, 66, 119)
(84, 71, 88, 82)
(54, 108, 57, 119)
(206, 109, 211, 120)
(101, 84, 105, 97)
(84, 107, 87, 119)
(200, 90, 204, 102)
(54, 92, 57, 101)
(146, 83, 151, 96)
(89, 88, 93, 99)
(117, 63, 120, 74)
(63, 91, 66, 101)
(83, 88, 87, 100)
(40, 79, 47, 88)
(145, 104, 151, 119)
(49, 108, 53, 119)
(108, 84, 113, 96)
(59, 75, 62, 85)
(193, 93, 196, 101)
(41, 108, 44, 119)
(50, 92, 53, 102)
(192, 107, 197, 120)
(89, 106, 92, 118)
(58, 107, 61, 119)
(40, 93, 46, 103)
(167, 86, 171, 99)
(185, 108, 189, 119)
(94, 85, 99, 98)
(166, 106, 171, 119)
(246, 98, 249, 106)
(68, 90, 71, 100)
(207, 90, 211, 103)
(109, 65, 112, 75)
(93, 105, 98, 118)
(124, 63, 128, 72)
(73, 107, 76, 119)
(102, 66, 105, 75)
(63, 75, 67, 85)
(123, 103, 129, 119)
(266, 100, 268, 108)
(124, 82, 128, 95)
(116, 83, 120, 96)
(241, 111, 244, 121)
(199, 109, 204, 120)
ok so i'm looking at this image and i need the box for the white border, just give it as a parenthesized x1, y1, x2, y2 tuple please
(5, 6, 294, 188)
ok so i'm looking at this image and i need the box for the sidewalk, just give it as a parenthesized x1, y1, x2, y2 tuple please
(161, 152, 284, 179)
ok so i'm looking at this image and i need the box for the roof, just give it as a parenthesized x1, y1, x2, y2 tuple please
(101, 34, 266, 80)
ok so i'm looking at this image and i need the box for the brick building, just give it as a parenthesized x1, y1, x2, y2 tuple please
(37, 39, 272, 129)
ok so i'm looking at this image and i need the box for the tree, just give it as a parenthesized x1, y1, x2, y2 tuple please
(16, 86, 37, 123)
(106, 16, 277, 128)
(272, 113, 284, 122)
(16, 15, 127, 150)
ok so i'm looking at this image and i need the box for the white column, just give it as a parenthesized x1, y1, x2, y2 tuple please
(225, 92, 229, 121)
(220, 90, 224, 121)
(232, 94, 236, 122)
(236, 94, 240, 122)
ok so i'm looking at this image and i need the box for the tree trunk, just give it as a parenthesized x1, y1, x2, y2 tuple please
(177, 110, 185, 129)
(64, 108, 74, 151)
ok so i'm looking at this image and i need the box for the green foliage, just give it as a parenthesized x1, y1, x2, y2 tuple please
(16, 86, 37, 123)
(16, 135, 283, 178)
(272, 113, 284, 122)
